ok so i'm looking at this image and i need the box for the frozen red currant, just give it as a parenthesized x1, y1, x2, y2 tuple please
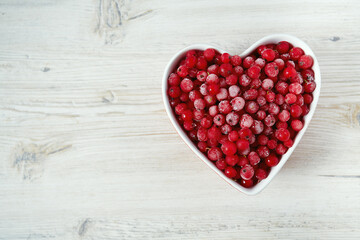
(265, 154, 279, 167)
(275, 128, 290, 142)
(298, 55, 313, 69)
(224, 166, 237, 178)
(240, 165, 254, 180)
(261, 48, 276, 61)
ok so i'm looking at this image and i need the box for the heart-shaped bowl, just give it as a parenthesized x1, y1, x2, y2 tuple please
(162, 34, 321, 195)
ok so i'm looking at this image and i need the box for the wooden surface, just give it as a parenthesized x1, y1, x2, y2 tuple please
(1, 0, 360, 239)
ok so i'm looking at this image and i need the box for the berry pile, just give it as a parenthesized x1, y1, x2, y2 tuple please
(167, 41, 316, 188)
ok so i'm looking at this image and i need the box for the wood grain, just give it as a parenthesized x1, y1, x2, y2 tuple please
(0, 0, 360, 239)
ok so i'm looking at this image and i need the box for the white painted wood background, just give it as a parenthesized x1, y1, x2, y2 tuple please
(0, 0, 359, 239)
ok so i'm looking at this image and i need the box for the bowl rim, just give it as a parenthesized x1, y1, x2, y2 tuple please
(162, 34, 321, 195)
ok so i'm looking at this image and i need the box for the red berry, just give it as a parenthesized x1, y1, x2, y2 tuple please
(206, 73, 219, 84)
(257, 145, 270, 158)
(207, 64, 219, 75)
(207, 83, 220, 95)
(289, 83, 303, 95)
(177, 65, 189, 77)
(274, 58, 285, 70)
(231, 55, 242, 66)
(240, 165, 254, 180)
(301, 69, 315, 82)
(248, 151, 261, 166)
(196, 56, 207, 70)
(221, 141, 237, 155)
(169, 98, 180, 107)
(193, 109, 205, 121)
(278, 110, 290, 122)
(291, 119, 304, 131)
(304, 81, 316, 93)
(243, 89, 258, 100)
(193, 98, 205, 110)
(262, 78, 274, 90)
(256, 96, 267, 107)
(239, 74, 252, 87)
(236, 139, 250, 151)
(220, 53, 231, 64)
(256, 110, 266, 120)
(207, 126, 221, 140)
(204, 95, 216, 105)
(204, 48, 216, 61)
(185, 55, 197, 68)
(290, 104, 303, 118)
(175, 103, 187, 115)
(267, 139, 277, 149)
(264, 114, 276, 127)
(183, 120, 195, 131)
(196, 71, 207, 82)
(245, 101, 259, 114)
(265, 154, 279, 167)
(268, 103, 280, 115)
(213, 114, 225, 126)
(219, 63, 233, 77)
(289, 47, 304, 61)
(216, 158, 227, 170)
(226, 111, 240, 126)
(275, 81, 289, 95)
(264, 62, 279, 77)
(238, 156, 249, 167)
(209, 105, 219, 117)
(219, 100, 232, 114)
(251, 120, 264, 135)
(257, 134, 269, 146)
(283, 66, 297, 79)
(261, 48, 276, 61)
(243, 56, 255, 68)
(276, 121, 288, 129)
(257, 45, 267, 55)
(207, 147, 223, 161)
(221, 123, 232, 135)
(197, 141, 207, 152)
(284, 139, 293, 148)
(275, 128, 290, 142)
(240, 179, 254, 188)
(234, 66, 244, 75)
(255, 168, 268, 180)
(248, 65, 261, 79)
(225, 155, 239, 166)
(276, 144, 288, 155)
(303, 94, 313, 104)
(239, 128, 253, 141)
(207, 138, 218, 147)
(224, 166, 237, 178)
(200, 116, 212, 128)
(255, 58, 266, 68)
(225, 74, 238, 86)
(229, 85, 241, 98)
(298, 55, 314, 69)
(180, 78, 194, 92)
(181, 109, 193, 121)
(168, 73, 181, 86)
(168, 86, 181, 98)
(240, 114, 254, 128)
(275, 94, 285, 105)
(276, 41, 290, 54)
(285, 93, 297, 104)
(197, 127, 208, 142)
(265, 91, 275, 103)
(228, 130, 239, 142)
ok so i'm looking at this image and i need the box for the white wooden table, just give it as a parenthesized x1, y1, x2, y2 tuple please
(1, 0, 360, 239)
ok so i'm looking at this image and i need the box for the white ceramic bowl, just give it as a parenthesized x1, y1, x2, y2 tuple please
(162, 34, 321, 195)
